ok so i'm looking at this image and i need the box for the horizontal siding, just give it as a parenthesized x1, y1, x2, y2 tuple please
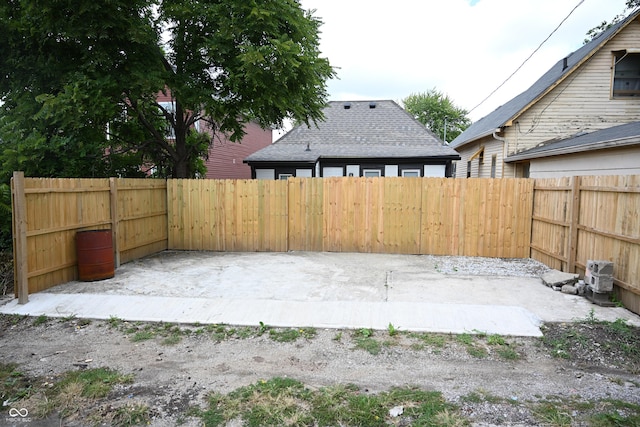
(530, 146, 640, 177)
(205, 122, 272, 179)
(504, 18, 640, 155)
(454, 137, 504, 178)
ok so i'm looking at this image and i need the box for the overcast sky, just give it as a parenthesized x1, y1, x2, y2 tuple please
(299, 0, 630, 123)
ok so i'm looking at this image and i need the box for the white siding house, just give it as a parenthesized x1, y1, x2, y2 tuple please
(450, 9, 640, 178)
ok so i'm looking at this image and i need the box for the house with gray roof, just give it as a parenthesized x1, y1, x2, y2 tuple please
(450, 8, 640, 179)
(244, 100, 460, 179)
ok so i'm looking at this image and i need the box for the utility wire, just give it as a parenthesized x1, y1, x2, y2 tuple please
(468, 0, 585, 115)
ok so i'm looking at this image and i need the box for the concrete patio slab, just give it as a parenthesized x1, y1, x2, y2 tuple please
(1, 251, 638, 337)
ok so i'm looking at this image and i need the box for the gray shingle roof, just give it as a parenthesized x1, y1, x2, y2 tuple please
(450, 8, 640, 149)
(505, 121, 640, 162)
(245, 100, 460, 163)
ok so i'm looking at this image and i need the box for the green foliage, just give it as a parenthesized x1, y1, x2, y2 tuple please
(584, 1, 639, 43)
(403, 89, 471, 143)
(0, 0, 335, 181)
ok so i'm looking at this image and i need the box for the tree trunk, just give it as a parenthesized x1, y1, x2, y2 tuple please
(173, 100, 190, 178)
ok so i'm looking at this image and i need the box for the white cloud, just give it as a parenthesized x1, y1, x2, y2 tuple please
(302, 0, 629, 121)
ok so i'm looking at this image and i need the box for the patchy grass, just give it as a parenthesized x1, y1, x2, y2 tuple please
(269, 327, 317, 343)
(352, 329, 382, 355)
(3, 366, 137, 424)
(198, 378, 463, 427)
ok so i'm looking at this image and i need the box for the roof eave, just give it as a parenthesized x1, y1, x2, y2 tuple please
(504, 136, 640, 162)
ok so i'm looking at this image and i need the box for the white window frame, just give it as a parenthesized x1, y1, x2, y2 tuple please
(363, 169, 381, 177)
(612, 51, 640, 98)
(278, 173, 293, 180)
(401, 169, 421, 177)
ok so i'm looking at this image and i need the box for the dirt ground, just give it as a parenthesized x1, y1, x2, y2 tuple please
(1, 313, 639, 426)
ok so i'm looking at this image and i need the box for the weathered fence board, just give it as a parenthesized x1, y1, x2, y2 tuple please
(530, 175, 640, 313)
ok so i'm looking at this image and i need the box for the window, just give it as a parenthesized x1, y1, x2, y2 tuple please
(363, 169, 381, 177)
(612, 51, 640, 97)
(278, 173, 293, 180)
(402, 169, 420, 177)
(490, 155, 497, 178)
(466, 161, 471, 178)
(158, 101, 176, 139)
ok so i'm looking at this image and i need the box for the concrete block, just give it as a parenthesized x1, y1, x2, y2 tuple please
(586, 260, 613, 276)
(561, 285, 577, 295)
(540, 270, 579, 288)
(585, 272, 613, 293)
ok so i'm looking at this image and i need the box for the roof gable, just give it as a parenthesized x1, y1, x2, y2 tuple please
(450, 8, 640, 149)
(245, 100, 460, 163)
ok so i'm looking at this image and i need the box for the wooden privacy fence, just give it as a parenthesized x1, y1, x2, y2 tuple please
(530, 175, 640, 313)
(11, 173, 640, 314)
(167, 177, 534, 256)
(11, 172, 167, 302)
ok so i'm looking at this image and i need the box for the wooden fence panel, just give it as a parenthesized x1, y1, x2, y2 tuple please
(11, 174, 167, 297)
(167, 179, 288, 252)
(287, 178, 324, 251)
(530, 175, 640, 314)
(576, 175, 640, 312)
(530, 177, 572, 271)
(115, 178, 168, 264)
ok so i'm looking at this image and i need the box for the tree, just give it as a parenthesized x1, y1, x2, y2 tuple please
(402, 90, 471, 143)
(0, 0, 335, 178)
(585, 1, 639, 43)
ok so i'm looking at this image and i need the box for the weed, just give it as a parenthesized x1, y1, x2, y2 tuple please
(467, 346, 488, 358)
(333, 331, 343, 342)
(131, 331, 154, 342)
(354, 337, 381, 355)
(235, 326, 255, 339)
(111, 403, 151, 427)
(461, 389, 505, 404)
(387, 322, 399, 336)
(497, 347, 521, 360)
(162, 334, 182, 345)
(355, 328, 373, 338)
(269, 328, 300, 342)
(57, 368, 133, 399)
(59, 314, 77, 322)
(408, 332, 447, 348)
(258, 321, 269, 335)
(456, 333, 474, 346)
(32, 314, 49, 326)
(532, 401, 574, 427)
(584, 308, 598, 324)
(0, 363, 34, 405)
(487, 334, 507, 346)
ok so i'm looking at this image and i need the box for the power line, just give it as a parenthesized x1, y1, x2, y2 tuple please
(468, 0, 585, 115)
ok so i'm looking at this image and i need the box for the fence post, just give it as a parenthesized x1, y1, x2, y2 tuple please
(567, 175, 581, 273)
(11, 171, 28, 304)
(109, 178, 121, 268)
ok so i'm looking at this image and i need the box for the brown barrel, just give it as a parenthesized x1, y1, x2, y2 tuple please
(76, 230, 115, 281)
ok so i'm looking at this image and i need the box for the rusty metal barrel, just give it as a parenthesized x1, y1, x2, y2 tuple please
(76, 230, 115, 281)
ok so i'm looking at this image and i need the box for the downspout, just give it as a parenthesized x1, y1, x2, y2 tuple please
(493, 128, 510, 178)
